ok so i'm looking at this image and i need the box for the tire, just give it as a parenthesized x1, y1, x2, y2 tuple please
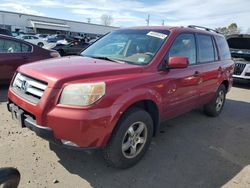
(104, 108, 153, 169)
(204, 84, 226, 117)
(58, 49, 65, 56)
(37, 42, 44, 47)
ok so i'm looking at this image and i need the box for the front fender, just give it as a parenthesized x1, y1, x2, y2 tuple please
(101, 87, 163, 145)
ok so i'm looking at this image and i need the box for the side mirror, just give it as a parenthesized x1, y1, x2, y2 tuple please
(167, 56, 189, 69)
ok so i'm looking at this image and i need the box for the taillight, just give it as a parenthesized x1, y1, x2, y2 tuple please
(50, 51, 60, 58)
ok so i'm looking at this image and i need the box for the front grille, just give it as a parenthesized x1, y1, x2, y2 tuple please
(234, 63, 246, 75)
(12, 73, 48, 104)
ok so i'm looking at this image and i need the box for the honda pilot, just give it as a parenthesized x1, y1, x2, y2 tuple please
(7, 26, 234, 168)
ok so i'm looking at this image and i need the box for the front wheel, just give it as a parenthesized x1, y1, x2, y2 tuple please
(204, 84, 226, 117)
(104, 108, 153, 169)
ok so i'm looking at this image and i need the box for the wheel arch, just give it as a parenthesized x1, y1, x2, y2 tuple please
(221, 80, 229, 92)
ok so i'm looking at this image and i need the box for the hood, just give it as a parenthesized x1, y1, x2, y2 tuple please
(18, 56, 143, 88)
(227, 34, 250, 61)
(227, 34, 250, 50)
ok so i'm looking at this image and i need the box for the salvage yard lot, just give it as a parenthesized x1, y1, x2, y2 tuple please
(0, 83, 249, 188)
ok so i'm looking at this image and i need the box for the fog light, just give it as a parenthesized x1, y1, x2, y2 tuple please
(61, 139, 79, 147)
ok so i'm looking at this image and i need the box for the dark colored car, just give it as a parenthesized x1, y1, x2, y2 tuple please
(0, 34, 60, 84)
(0, 28, 12, 36)
(7, 26, 234, 168)
(52, 40, 89, 56)
(227, 34, 250, 82)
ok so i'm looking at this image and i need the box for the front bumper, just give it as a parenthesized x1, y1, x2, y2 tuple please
(7, 102, 71, 147)
(7, 99, 114, 149)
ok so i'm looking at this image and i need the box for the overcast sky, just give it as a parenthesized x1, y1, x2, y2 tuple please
(0, 0, 249, 32)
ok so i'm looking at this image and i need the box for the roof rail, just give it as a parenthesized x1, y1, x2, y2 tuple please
(188, 25, 220, 34)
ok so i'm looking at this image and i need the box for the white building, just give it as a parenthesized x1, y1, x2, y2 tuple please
(0, 10, 117, 36)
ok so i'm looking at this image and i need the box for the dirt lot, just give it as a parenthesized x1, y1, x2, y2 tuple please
(0, 83, 249, 188)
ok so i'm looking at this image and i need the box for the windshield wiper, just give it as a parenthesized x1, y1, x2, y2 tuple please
(87, 56, 126, 64)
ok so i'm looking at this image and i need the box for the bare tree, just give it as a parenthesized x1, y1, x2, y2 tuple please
(101, 14, 113, 26)
(247, 28, 250, 34)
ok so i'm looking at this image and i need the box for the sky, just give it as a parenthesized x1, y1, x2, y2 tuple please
(0, 0, 249, 32)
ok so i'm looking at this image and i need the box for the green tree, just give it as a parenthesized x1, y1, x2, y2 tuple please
(215, 23, 240, 35)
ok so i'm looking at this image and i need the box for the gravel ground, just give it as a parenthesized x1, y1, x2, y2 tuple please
(0, 82, 249, 188)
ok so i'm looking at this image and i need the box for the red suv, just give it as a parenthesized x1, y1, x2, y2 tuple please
(7, 26, 234, 168)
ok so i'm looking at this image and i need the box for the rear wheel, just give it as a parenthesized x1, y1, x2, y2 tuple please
(204, 84, 226, 117)
(104, 108, 153, 169)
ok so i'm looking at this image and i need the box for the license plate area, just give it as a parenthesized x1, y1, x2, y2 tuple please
(9, 104, 25, 128)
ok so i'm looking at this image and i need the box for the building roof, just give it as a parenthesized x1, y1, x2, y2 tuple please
(0, 10, 118, 29)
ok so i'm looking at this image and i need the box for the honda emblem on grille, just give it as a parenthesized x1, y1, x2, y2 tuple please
(21, 80, 29, 92)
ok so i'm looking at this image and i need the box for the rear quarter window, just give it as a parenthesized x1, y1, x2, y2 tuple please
(21, 43, 32, 52)
(215, 36, 231, 60)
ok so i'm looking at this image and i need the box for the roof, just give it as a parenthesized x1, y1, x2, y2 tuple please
(0, 10, 118, 29)
(119, 26, 224, 36)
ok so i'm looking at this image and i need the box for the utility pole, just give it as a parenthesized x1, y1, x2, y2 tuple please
(162, 20, 165, 26)
(145, 14, 150, 26)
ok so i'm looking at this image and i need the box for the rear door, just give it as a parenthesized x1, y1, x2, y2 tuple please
(162, 33, 203, 119)
(0, 38, 32, 82)
(196, 34, 221, 105)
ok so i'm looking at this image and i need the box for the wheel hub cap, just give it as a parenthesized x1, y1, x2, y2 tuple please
(122, 121, 147, 159)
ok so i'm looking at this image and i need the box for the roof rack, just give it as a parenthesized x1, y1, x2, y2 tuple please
(188, 25, 220, 33)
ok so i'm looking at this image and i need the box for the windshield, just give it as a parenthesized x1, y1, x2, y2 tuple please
(81, 29, 169, 65)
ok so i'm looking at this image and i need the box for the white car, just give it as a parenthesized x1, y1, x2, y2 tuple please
(17, 35, 47, 47)
(227, 34, 250, 82)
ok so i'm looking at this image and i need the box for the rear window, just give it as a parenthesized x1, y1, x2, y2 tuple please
(215, 36, 231, 60)
(197, 34, 215, 63)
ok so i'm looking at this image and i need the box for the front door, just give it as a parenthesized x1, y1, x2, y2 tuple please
(162, 33, 202, 119)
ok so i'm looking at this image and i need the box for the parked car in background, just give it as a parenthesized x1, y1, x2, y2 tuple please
(47, 34, 68, 43)
(17, 35, 47, 47)
(52, 40, 89, 56)
(36, 34, 49, 40)
(0, 28, 12, 36)
(227, 34, 250, 82)
(0, 34, 60, 84)
(7, 26, 234, 168)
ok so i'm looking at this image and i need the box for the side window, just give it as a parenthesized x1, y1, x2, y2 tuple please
(21, 43, 32, 52)
(169, 33, 196, 65)
(0, 39, 4, 52)
(197, 35, 215, 63)
(0, 39, 22, 53)
(23, 36, 29, 39)
(215, 36, 231, 60)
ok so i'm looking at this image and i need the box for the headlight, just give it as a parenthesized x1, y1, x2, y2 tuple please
(59, 82, 105, 106)
(245, 65, 250, 73)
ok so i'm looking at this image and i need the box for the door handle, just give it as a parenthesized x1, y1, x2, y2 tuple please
(22, 56, 28, 60)
(193, 71, 200, 77)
